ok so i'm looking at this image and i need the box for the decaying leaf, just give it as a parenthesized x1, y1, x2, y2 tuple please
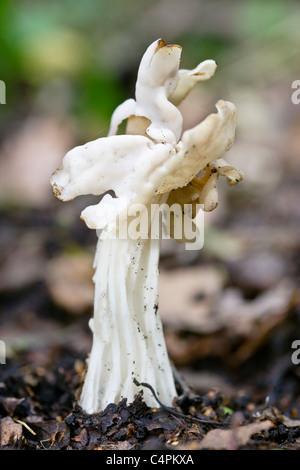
(197, 419, 274, 450)
(0, 397, 25, 416)
(28, 420, 70, 449)
(158, 265, 225, 331)
(261, 408, 300, 428)
(0, 416, 23, 447)
(160, 271, 294, 335)
(0, 116, 74, 207)
(46, 252, 94, 314)
(160, 272, 296, 366)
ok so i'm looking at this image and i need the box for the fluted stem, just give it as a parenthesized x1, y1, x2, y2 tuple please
(79, 203, 177, 413)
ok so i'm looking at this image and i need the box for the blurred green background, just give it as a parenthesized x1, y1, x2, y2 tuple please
(0, 0, 300, 395)
(0, 0, 299, 204)
(0, 0, 299, 137)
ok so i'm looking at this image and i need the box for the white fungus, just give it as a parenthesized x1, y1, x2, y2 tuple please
(51, 39, 243, 413)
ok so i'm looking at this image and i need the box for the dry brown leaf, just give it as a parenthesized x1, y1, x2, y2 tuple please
(46, 252, 94, 314)
(71, 428, 89, 446)
(0, 116, 74, 207)
(160, 268, 295, 365)
(0, 233, 45, 292)
(159, 265, 225, 331)
(198, 419, 274, 450)
(29, 420, 70, 449)
(0, 417, 23, 447)
(261, 408, 300, 428)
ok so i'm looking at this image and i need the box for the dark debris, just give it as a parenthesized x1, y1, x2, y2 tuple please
(0, 348, 300, 450)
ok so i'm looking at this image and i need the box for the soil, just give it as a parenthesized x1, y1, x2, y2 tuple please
(1, 343, 300, 450)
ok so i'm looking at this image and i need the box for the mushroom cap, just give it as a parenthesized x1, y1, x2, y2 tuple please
(50, 39, 243, 231)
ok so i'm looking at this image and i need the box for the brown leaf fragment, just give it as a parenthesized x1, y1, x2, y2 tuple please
(0, 416, 23, 447)
(100, 440, 138, 451)
(138, 409, 179, 433)
(0, 397, 25, 416)
(198, 419, 274, 450)
(0, 116, 74, 207)
(261, 407, 300, 428)
(46, 252, 94, 314)
(71, 427, 89, 447)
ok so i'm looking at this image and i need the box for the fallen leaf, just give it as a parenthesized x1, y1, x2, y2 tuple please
(159, 265, 225, 331)
(46, 252, 94, 314)
(261, 408, 300, 428)
(71, 427, 89, 447)
(0, 233, 46, 292)
(0, 116, 74, 207)
(198, 419, 274, 450)
(161, 271, 294, 335)
(162, 276, 295, 366)
(227, 251, 288, 293)
(28, 420, 70, 449)
(0, 416, 23, 447)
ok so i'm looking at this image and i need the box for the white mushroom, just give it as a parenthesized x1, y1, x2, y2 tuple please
(50, 39, 243, 413)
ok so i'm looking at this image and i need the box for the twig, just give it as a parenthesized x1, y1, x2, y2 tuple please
(14, 418, 36, 436)
(133, 378, 223, 426)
